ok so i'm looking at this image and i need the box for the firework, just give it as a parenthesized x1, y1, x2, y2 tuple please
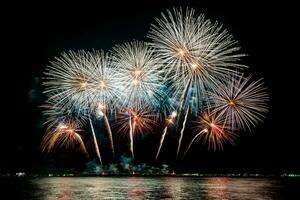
(38, 7, 270, 165)
(111, 41, 164, 159)
(41, 120, 88, 155)
(88, 50, 124, 112)
(43, 95, 104, 164)
(209, 74, 269, 131)
(148, 7, 246, 112)
(88, 50, 124, 158)
(182, 110, 237, 158)
(41, 96, 103, 164)
(148, 8, 246, 158)
(111, 40, 165, 111)
(155, 111, 177, 160)
(43, 51, 100, 140)
(116, 108, 157, 159)
(43, 50, 97, 113)
(43, 50, 123, 162)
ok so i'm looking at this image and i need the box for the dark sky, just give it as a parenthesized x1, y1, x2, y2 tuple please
(2, 1, 298, 173)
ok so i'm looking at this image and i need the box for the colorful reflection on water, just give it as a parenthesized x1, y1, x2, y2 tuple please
(2, 176, 297, 199)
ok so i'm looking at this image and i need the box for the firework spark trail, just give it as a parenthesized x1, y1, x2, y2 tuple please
(89, 117, 102, 165)
(173, 78, 192, 160)
(177, 78, 192, 121)
(132, 119, 136, 158)
(103, 115, 115, 158)
(129, 115, 134, 159)
(181, 129, 208, 160)
(155, 111, 177, 160)
(95, 103, 115, 158)
(155, 126, 168, 160)
(176, 105, 189, 160)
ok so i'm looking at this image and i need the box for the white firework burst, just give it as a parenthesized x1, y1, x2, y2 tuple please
(147, 7, 247, 111)
(209, 74, 269, 131)
(43, 50, 97, 114)
(43, 49, 123, 116)
(111, 40, 165, 111)
(86, 50, 124, 115)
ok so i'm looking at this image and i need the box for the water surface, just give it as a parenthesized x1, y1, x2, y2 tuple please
(1, 176, 298, 199)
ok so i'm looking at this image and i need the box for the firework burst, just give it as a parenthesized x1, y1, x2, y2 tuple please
(209, 74, 269, 131)
(41, 120, 88, 155)
(182, 110, 237, 158)
(43, 50, 97, 113)
(111, 40, 165, 111)
(87, 50, 124, 113)
(148, 7, 247, 111)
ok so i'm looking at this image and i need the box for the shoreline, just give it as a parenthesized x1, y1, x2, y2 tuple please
(2, 173, 300, 178)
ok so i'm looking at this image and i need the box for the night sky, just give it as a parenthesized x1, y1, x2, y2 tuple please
(2, 1, 298, 174)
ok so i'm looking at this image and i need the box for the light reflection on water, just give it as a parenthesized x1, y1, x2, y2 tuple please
(11, 177, 292, 199)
